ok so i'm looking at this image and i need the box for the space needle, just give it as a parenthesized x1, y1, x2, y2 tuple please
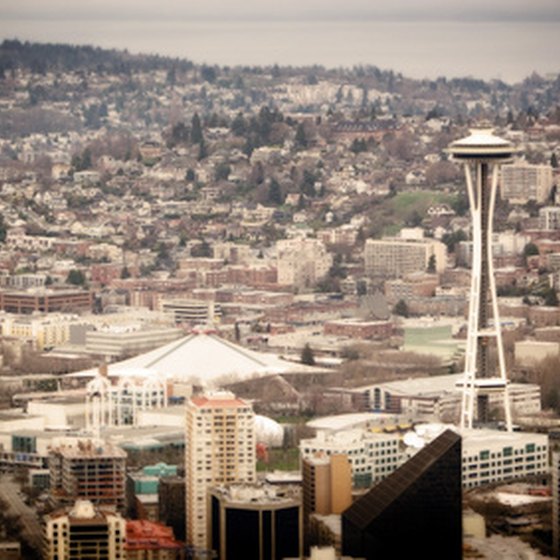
(447, 126, 518, 432)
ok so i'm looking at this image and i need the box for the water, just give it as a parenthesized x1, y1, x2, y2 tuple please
(1, 18, 559, 83)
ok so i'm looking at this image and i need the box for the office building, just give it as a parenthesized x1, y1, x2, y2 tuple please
(209, 483, 302, 560)
(49, 438, 127, 511)
(185, 391, 256, 552)
(501, 160, 553, 204)
(161, 299, 222, 326)
(0, 288, 93, 313)
(159, 475, 186, 542)
(342, 429, 462, 560)
(302, 454, 352, 553)
(0, 313, 81, 351)
(539, 206, 560, 230)
(44, 500, 125, 560)
(364, 236, 446, 279)
(277, 237, 332, 290)
(300, 430, 402, 488)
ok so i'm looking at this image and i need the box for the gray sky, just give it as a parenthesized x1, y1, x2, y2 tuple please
(3, 0, 560, 21)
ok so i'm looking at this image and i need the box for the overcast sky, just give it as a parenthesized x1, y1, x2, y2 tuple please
(3, 0, 560, 21)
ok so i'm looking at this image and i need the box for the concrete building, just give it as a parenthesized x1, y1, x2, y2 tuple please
(277, 238, 333, 290)
(44, 500, 125, 560)
(84, 325, 182, 359)
(0, 288, 93, 314)
(539, 206, 560, 230)
(302, 453, 352, 552)
(514, 339, 559, 368)
(364, 236, 446, 279)
(161, 299, 222, 326)
(185, 391, 256, 552)
(300, 430, 402, 488)
(323, 319, 393, 340)
(209, 483, 303, 560)
(49, 438, 127, 511)
(501, 160, 553, 204)
(458, 427, 548, 490)
(358, 373, 542, 422)
(0, 312, 81, 350)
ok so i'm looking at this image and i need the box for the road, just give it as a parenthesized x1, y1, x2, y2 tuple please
(0, 475, 43, 552)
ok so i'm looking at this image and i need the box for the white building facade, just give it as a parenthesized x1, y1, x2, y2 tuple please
(185, 391, 256, 551)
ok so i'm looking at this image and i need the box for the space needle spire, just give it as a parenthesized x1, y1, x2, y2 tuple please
(447, 125, 518, 431)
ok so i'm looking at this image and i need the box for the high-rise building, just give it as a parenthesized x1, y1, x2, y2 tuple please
(447, 128, 517, 431)
(500, 160, 553, 204)
(302, 454, 352, 552)
(342, 429, 462, 560)
(185, 391, 256, 553)
(44, 500, 125, 560)
(552, 444, 560, 557)
(48, 438, 127, 512)
(209, 483, 302, 560)
(159, 475, 186, 542)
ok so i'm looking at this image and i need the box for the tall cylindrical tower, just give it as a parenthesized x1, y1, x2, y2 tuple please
(447, 127, 517, 431)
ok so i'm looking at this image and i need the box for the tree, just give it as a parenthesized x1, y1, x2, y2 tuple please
(191, 113, 203, 144)
(120, 266, 131, 279)
(231, 112, 247, 136)
(267, 179, 283, 206)
(544, 287, 559, 307)
(523, 242, 539, 265)
(427, 254, 436, 273)
(393, 299, 409, 317)
(295, 123, 307, 149)
(551, 153, 558, 168)
(0, 213, 6, 242)
(197, 138, 208, 161)
(215, 163, 231, 182)
(67, 269, 86, 286)
(301, 343, 316, 365)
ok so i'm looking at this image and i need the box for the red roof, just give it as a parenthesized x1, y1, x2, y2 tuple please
(190, 396, 248, 408)
(125, 520, 182, 551)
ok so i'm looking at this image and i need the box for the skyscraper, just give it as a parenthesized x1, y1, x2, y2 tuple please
(342, 429, 462, 560)
(447, 127, 517, 431)
(209, 483, 302, 560)
(185, 391, 256, 554)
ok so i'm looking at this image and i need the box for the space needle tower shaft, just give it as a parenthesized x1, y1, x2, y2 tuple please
(447, 127, 518, 431)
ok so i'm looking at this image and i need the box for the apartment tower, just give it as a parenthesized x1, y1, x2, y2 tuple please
(185, 391, 256, 556)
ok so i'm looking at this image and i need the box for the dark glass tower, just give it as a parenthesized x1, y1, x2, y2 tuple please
(342, 429, 462, 560)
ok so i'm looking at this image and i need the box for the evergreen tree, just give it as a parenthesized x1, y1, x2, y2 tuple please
(191, 113, 203, 144)
(267, 179, 283, 205)
(427, 254, 436, 273)
(295, 123, 307, 149)
(551, 153, 558, 169)
(67, 269, 86, 286)
(197, 138, 208, 161)
(393, 299, 409, 317)
(0, 214, 6, 243)
(301, 343, 316, 365)
(231, 112, 247, 136)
